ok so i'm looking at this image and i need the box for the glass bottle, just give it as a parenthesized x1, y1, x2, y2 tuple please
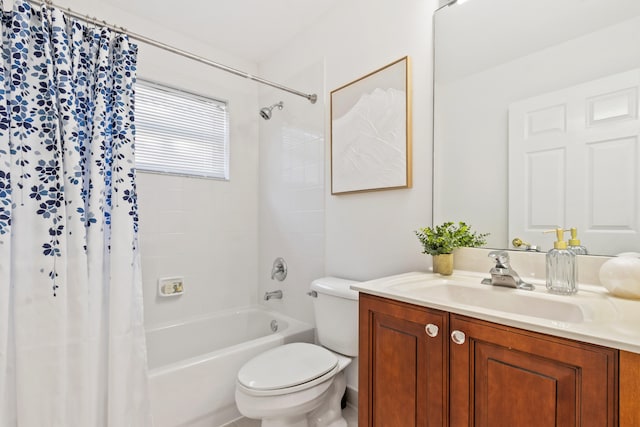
(567, 227, 588, 255)
(546, 228, 577, 295)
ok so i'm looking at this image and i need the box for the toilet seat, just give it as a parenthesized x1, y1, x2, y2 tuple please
(237, 343, 339, 397)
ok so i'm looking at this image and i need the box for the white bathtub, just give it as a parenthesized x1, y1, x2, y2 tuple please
(146, 306, 315, 427)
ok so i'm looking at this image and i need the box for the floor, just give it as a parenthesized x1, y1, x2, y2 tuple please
(224, 405, 358, 426)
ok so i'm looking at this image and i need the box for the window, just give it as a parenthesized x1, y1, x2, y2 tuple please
(134, 80, 229, 180)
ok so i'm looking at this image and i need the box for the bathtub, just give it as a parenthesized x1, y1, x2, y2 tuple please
(146, 306, 315, 427)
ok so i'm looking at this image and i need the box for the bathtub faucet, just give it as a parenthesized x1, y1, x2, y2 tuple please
(264, 290, 283, 301)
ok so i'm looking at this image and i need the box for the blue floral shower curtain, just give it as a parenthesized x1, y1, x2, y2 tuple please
(0, 1, 150, 425)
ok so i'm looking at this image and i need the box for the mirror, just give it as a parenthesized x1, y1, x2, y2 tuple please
(433, 0, 640, 256)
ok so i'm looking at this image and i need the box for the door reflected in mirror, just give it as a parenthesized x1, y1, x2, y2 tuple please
(433, 0, 640, 256)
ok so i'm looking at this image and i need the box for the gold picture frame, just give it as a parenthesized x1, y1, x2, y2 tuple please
(330, 56, 412, 195)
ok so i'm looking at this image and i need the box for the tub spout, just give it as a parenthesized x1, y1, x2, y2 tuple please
(264, 290, 283, 301)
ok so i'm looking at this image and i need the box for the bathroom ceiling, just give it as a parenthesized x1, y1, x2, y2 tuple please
(102, 0, 342, 63)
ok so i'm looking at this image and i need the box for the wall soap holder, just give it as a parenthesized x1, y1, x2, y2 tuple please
(158, 276, 185, 297)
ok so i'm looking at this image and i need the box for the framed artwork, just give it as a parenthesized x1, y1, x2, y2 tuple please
(330, 56, 412, 194)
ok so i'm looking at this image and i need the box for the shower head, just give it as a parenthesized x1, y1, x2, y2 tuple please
(259, 108, 271, 120)
(259, 101, 284, 120)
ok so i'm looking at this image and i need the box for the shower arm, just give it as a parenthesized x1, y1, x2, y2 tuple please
(27, 0, 318, 104)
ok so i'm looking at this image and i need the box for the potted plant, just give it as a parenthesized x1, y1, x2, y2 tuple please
(415, 221, 489, 275)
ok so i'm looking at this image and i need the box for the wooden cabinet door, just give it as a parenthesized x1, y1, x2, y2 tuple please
(620, 350, 640, 427)
(449, 314, 618, 427)
(359, 294, 448, 427)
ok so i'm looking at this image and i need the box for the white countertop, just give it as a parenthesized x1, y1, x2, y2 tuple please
(351, 271, 640, 354)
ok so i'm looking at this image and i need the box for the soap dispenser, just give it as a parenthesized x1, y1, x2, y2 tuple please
(567, 227, 588, 255)
(545, 228, 577, 295)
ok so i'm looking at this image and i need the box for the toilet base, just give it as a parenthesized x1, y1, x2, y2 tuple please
(262, 414, 309, 427)
(245, 371, 347, 427)
(308, 371, 347, 427)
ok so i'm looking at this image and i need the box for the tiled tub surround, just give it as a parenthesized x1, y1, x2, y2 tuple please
(146, 307, 314, 427)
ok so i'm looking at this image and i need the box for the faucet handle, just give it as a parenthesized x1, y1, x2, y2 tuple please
(271, 257, 287, 281)
(488, 250, 510, 268)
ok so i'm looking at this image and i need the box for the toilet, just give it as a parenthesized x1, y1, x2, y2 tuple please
(235, 277, 359, 427)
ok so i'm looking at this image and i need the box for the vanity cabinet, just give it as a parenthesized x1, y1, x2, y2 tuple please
(359, 293, 621, 427)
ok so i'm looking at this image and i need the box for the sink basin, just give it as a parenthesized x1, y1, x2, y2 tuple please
(385, 275, 617, 323)
(407, 284, 585, 323)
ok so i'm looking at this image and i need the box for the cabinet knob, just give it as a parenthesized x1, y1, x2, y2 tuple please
(451, 330, 466, 345)
(425, 323, 439, 337)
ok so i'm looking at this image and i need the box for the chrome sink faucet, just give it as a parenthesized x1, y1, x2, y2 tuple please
(481, 250, 535, 291)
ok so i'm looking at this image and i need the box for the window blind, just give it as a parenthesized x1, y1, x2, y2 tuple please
(134, 80, 229, 180)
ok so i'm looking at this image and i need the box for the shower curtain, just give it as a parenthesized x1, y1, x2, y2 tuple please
(0, 1, 151, 425)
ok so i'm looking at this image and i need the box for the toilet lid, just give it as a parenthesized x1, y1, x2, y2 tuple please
(237, 342, 338, 391)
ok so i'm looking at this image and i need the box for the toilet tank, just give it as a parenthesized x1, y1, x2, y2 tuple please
(310, 277, 359, 357)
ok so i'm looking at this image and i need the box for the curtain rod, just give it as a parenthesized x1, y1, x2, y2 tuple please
(25, 0, 318, 104)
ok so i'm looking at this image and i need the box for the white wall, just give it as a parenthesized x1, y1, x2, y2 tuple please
(258, 0, 439, 394)
(322, 1, 436, 281)
(55, 0, 261, 329)
(260, 0, 438, 283)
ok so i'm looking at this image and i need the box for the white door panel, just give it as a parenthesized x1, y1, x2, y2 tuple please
(509, 69, 640, 254)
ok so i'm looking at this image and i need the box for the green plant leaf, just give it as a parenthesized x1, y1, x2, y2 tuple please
(415, 221, 489, 256)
